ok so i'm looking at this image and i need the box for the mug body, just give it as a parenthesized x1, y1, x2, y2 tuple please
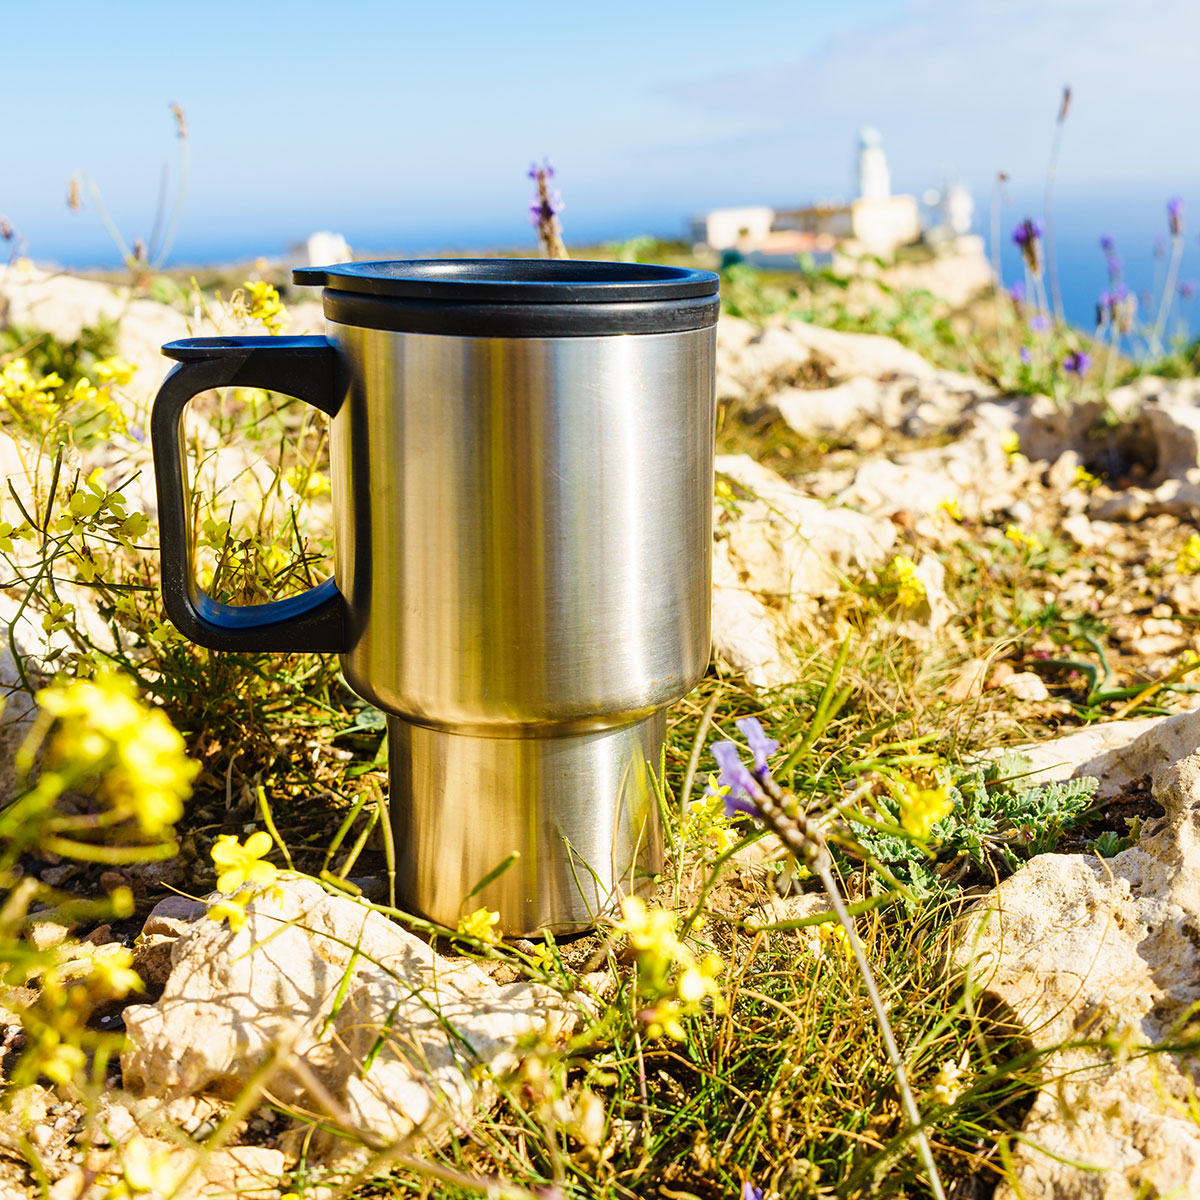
(328, 324, 716, 731)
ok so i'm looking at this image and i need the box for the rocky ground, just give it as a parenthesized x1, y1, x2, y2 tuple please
(4, 264, 1200, 1197)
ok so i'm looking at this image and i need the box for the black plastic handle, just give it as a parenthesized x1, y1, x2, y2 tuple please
(151, 336, 349, 653)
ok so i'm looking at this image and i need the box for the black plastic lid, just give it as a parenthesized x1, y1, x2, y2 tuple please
(293, 258, 719, 338)
(293, 258, 719, 304)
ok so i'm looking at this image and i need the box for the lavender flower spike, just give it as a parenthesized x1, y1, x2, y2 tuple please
(735, 716, 779, 775)
(712, 742, 760, 818)
(1063, 350, 1092, 376)
(1012, 218, 1044, 273)
(1169, 196, 1184, 237)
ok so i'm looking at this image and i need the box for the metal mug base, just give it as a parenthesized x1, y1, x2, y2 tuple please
(386, 713, 666, 937)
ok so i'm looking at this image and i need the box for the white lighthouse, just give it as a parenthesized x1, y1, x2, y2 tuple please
(856, 127, 891, 202)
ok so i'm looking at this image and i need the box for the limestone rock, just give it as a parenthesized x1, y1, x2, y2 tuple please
(712, 455, 895, 689)
(770, 320, 936, 381)
(996, 671, 1050, 702)
(724, 324, 815, 399)
(142, 895, 207, 938)
(121, 877, 575, 1163)
(711, 539, 796, 690)
(771, 376, 901, 439)
(945, 657, 991, 703)
(49, 1142, 286, 1200)
(959, 718, 1200, 1197)
(1002, 709, 1198, 797)
(717, 455, 896, 601)
(834, 430, 1024, 520)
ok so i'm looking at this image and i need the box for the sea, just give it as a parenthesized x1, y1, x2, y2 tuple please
(26, 191, 1199, 347)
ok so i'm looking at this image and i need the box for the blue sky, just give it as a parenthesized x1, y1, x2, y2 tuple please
(3, 0, 1197, 266)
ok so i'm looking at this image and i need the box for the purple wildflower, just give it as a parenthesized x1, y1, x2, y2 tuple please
(1099, 235, 1116, 254)
(1019, 346, 1032, 364)
(741, 1186, 765, 1200)
(712, 742, 760, 818)
(1012, 218, 1043, 273)
(735, 716, 779, 774)
(1180, 280, 1196, 301)
(1029, 314, 1049, 332)
(1063, 350, 1092, 376)
(1168, 196, 1184, 237)
(1009, 281, 1025, 304)
(528, 159, 566, 258)
(1012, 218, 1043, 247)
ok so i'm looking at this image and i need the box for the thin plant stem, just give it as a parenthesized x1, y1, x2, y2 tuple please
(1151, 233, 1183, 355)
(1044, 87, 1070, 325)
(990, 175, 1007, 331)
(1103, 317, 1121, 396)
(680, 691, 720, 817)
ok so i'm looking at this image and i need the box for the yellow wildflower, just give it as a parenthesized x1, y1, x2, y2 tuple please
(283, 465, 331, 499)
(244, 281, 287, 335)
(1001, 431, 1022, 462)
(33, 1036, 86, 1086)
(93, 357, 137, 388)
(898, 781, 954, 840)
(457, 905, 501, 944)
(688, 778, 737, 854)
(66, 377, 98, 409)
(1072, 465, 1101, 491)
(676, 953, 723, 1004)
(937, 497, 963, 522)
(616, 897, 724, 1041)
(930, 1051, 969, 1105)
(207, 897, 249, 931)
(614, 895, 680, 961)
(1178, 533, 1200, 575)
(210, 830, 277, 894)
(114, 1134, 180, 1196)
(890, 555, 926, 608)
(42, 601, 76, 635)
(37, 671, 197, 836)
(642, 997, 688, 1041)
(804, 920, 859, 960)
(89, 946, 142, 998)
(1005, 525, 1041, 553)
(529, 941, 555, 972)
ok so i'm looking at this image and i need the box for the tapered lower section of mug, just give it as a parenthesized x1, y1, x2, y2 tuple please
(386, 712, 666, 937)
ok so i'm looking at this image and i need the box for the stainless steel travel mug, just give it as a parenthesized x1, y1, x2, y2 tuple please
(152, 260, 720, 934)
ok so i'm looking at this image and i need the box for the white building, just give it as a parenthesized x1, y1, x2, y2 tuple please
(689, 128, 947, 264)
(688, 206, 774, 251)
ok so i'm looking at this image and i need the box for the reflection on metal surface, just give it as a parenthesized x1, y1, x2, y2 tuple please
(389, 712, 664, 934)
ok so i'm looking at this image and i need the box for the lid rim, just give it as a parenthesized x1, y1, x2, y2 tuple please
(320, 289, 720, 338)
(293, 258, 719, 304)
